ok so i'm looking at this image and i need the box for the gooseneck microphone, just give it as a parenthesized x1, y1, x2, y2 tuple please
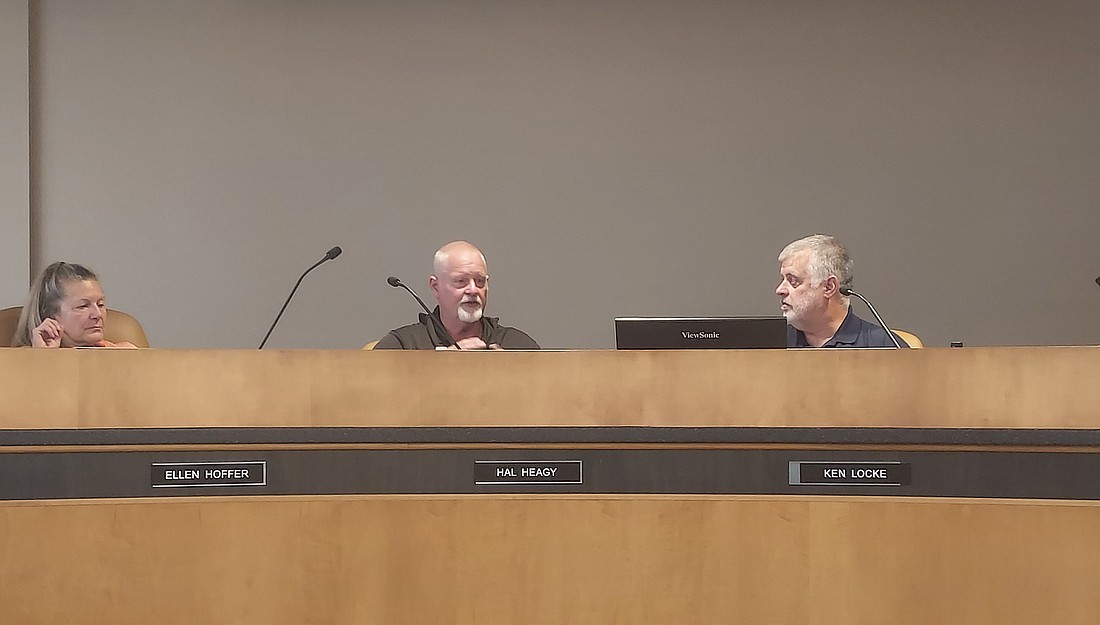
(387, 276, 433, 314)
(258, 246, 342, 349)
(838, 286, 902, 349)
(387, 276, 459, 348)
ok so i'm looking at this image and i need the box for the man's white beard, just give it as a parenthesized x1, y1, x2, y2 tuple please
(784, 297, 823, 332)
(784, 304, 809, 329)
(457, 298, 484, 323)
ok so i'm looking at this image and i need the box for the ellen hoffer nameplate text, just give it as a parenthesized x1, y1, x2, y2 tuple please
(151, 461, 267, 488)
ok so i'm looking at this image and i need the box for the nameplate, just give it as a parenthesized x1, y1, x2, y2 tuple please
(474, 460, 583, 485)
(151, 461, 267, 488)
(788, 461, 910, 486)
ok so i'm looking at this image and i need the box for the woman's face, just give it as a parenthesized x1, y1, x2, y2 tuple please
(55, 279, 107, 347)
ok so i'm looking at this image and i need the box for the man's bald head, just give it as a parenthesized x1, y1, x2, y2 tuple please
(433, 241, 487, 276)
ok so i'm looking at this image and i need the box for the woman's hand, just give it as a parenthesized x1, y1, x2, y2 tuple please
(31, 318, 64, 348)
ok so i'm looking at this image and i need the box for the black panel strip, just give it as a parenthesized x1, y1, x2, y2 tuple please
(4, 448, 1100, 501)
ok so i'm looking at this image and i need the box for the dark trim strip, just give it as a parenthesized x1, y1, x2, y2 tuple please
(5, 447, 1100, 501)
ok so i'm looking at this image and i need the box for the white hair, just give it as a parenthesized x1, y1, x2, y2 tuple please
(778, 234, 853, 299)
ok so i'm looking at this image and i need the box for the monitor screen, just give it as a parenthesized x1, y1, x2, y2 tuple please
(614, 316, 788, 350)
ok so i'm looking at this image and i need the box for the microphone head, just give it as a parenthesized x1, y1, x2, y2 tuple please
(838, 286, 854, 296)
(387, 276, 402, 288)
(324, 246, 342, 260)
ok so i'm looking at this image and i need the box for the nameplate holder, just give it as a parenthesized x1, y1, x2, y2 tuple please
(151, 461, 267, 488)
(789, 461, 910, 486)
(474, 460, 583, 485)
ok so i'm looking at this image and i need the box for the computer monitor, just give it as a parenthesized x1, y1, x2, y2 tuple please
(614, 316, 788, 350)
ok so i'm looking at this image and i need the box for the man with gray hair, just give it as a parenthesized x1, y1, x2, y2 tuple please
(775, 234, 908, 348)
(376, 240, 539, 350)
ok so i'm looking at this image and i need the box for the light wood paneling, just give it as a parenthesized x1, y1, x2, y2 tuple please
(2, 347, 1099, 429)
(2, 495, 1099, 624)
(3, 347, 1099, 622)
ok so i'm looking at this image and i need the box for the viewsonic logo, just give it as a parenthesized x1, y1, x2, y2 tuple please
(681, 331, 720, 339)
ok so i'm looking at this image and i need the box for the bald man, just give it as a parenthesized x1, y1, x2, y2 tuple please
(375, 241, 540, 350)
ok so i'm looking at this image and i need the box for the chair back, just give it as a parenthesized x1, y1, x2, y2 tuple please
(892, 329, 923, 349)
(0, 306, 149, 348)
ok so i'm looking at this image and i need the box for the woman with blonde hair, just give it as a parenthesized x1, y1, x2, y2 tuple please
(13, 261, 136, 348)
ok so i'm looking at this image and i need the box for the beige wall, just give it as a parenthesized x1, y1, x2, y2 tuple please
(11, 1, 1100, 347)
(0, 0, 30, 303)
